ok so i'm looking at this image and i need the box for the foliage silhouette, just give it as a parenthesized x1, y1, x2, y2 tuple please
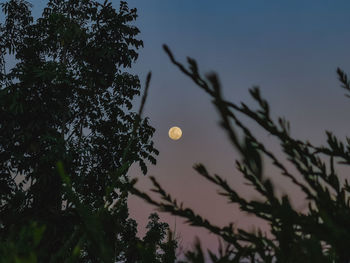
(0, 0, 176, 262)
(130, 45, 350, 263)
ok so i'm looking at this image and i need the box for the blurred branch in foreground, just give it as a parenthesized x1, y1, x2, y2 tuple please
(130, 45, 350, 263)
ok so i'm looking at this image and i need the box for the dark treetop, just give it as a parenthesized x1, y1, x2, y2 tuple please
(0, 1, 178, 262)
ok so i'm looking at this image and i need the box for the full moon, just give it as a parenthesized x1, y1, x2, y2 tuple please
(168, 126, 182, 140)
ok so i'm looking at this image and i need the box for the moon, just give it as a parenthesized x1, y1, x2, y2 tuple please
(168, 126, 182, 140)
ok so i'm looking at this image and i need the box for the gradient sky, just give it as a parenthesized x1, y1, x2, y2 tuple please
(124, 0, 350, 253)
(23, 0, 350, 255)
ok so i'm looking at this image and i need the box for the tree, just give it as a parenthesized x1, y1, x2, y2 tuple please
(131, 45, 350, 263)
(0, 0, 176, 262)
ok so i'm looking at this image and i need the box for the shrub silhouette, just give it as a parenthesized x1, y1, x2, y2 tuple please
(131, 45, 350, 263)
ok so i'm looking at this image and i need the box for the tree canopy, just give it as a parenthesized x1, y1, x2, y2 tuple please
(0, 1, 176, 262)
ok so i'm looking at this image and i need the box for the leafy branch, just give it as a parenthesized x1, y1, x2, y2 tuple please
(131, 45, 350, 262)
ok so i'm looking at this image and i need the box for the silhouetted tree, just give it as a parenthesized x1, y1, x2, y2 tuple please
(0, 1, 176, 262)
(131, 45, 350, 263)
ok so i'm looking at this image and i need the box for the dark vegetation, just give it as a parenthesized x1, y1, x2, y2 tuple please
(1, 0, 350, 262)
(0, 0, 176, 262)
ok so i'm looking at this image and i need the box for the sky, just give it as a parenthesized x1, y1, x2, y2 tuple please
(124, 0, 350, 253)
(21, 0, 350, 255)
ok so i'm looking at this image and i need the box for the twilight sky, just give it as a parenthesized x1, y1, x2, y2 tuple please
(27, 0, 350, 254)
(124, 0, 350, 253)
